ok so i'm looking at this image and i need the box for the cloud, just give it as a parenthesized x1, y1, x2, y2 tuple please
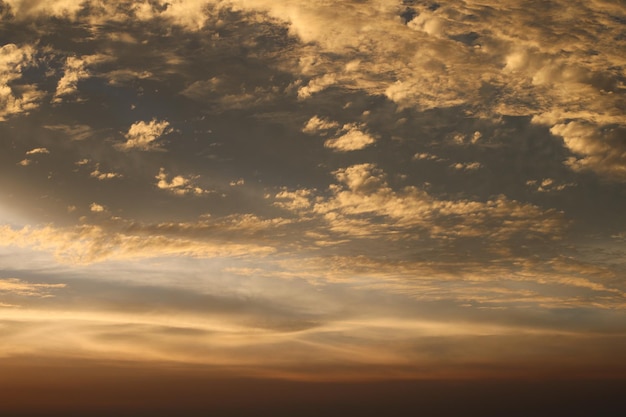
(25, 147, 49, 155)
(526, 178, 576, 193)
(52, 54, 111, 103)
(105, 69, 153, 86)
(1, 0, 83, 19)
(324, 124, 375, 152)
(0, 278, 66, 298)
(413, 152, 443, 162)
(297, 73, 337, 99)
(550, 121, 626, 181)
(274, 189, 314, 212)
(302, 115, 339, 134)
(18, 147, 49, 166)
(155, 168, 210, 196)
(0, 223, 275, 265)
(89, 203, 106, 213)
(451, 162, 482, 171)
(115, 119, 171, 151)
(0, 43, 42, 120)
(181, 75, 281, 112)
(90, 165, 123, 181)
(274, 163, 565, 248)
(210, 0, 626, 181)
(44, 124, 94, 141)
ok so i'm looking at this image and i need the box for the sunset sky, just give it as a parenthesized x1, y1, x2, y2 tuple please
(1, 0, 625, 415)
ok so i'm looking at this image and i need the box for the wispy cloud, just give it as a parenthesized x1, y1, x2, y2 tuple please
(0, 222, 275, 265)
(0, 278, 66, 297)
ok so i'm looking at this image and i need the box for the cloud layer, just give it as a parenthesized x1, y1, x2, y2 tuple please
(0, 0, 624, 385)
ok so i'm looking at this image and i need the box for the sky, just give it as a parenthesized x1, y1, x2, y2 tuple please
(1, 0, 626, 414)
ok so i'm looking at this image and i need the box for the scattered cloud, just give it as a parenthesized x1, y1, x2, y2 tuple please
(155, 168, 210, 196)
(115, 119, 171, 151)
(274, 163, 565, 249)
(550, 121, 626, 182)
(25, 147, 49, 155)
(0, 0, 624, 384)
(298, 73, 337, 99)
(302, 115, 339, 134)
(18, 147, 49, 166)
(52, 54, 111, 103)
(413, 152, 442, 161)
(0, 43, 42, 120)
(526, 178, 576, 193)
(451, 162, 482, 171)
(324, 124, 375, 152)
(89, 203, 106, 213)
(90, 164, 123, 180)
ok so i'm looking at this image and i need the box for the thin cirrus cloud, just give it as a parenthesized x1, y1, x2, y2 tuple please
(0, 277, 66, 297)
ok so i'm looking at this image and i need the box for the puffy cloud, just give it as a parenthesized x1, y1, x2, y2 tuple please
(274, 189, 314, 212)
(302, 115, 339, 134)
(116, 119, 171, 151)
(25, 147, 49, 155)
(0, 0, 624, 386)
(297, 73, 337, 99)
(413, 152, 443, 161)
(550, 121, 626, 181)
(18, 147, 49, 166)
(155, 168, 210, 196)
(451, 162, 482, 171)
(526, 178, 576, 193)
(275, 163, 565, 248)
(52, 54, 111, 103)
(90, 165, 123, 180)
(324, 124, 375, 152)
(2, 0, 83, 19)
(89, 203, 105, 212)
(0, 43, 42, 120)
(211, 0, 626, 182)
